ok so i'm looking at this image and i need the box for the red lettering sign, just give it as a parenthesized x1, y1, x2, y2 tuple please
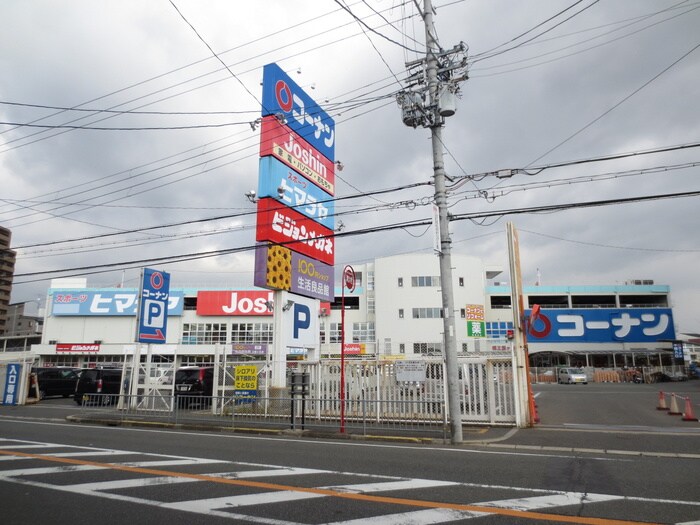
(259, 115, 335, 196)
(56, 344, 100, 353)
(255, 198, 334, 266)
(197, 290, 274, 316)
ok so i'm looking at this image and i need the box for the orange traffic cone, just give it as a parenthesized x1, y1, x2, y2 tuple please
(668, 393, 682, 415)
(682, 397, 698, 422)
(656, 391, 668, 410)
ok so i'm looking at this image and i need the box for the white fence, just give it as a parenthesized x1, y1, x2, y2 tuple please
(219, 355, 517, 426)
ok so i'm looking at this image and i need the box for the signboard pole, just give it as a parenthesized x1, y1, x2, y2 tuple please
(340, 265, 355, 433)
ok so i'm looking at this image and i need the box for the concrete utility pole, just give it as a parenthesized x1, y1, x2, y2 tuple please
(422, 0, 461, 444)
(397, 0, 468, 443)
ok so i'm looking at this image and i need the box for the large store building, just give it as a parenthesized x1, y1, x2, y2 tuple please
(29, 253, 677, 370)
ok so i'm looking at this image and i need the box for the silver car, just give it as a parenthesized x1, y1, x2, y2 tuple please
(558, 367, 588, 384)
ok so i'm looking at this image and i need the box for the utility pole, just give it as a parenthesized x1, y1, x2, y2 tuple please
(398, 0, 468, 443)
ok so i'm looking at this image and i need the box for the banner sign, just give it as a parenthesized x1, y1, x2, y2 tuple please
(255, 198, 334, 265)
(231, 344, 268, 355)
(2, 364, 22, 406)
(258, 156, 334, 229)
(261, 63, 335, 161)
(56, 344, 100, 353)
(197, 290, 273, 316)
(344, 343, 364, 355)
(465, 304, 485, 321)
(136, 268, 170, 344)
(526, 308, 676, 343)
(52, 290, 184, 316)
(254, 243, 334, 302)
(259, 116, 335, 196)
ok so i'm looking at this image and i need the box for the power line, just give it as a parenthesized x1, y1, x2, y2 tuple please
(471, 0, 601, 63)
(168, 0, 263, 110)
(333, 0, 424, 54)
(13, 188, 699, 282)
(527, 41, 700, 166)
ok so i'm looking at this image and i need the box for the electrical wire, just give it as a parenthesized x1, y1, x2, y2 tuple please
(13, 188, 699, 283)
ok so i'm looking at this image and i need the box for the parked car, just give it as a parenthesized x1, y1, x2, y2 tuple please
(174, 366, 214, 408)
(32, 367, 80, 399)
(558, 367, 588, 384)
(74, 367, 123, 405)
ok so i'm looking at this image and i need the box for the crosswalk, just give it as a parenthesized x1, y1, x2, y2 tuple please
(0, 437, 696, 524)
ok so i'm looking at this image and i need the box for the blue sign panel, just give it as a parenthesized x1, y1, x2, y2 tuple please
(258, 156, 334, 230)
(526, 308, 675, 343)
(137, 268, 171, 344)
(52, 290, 184, 316)
(261, 63, 335, 161)
(2, 364, 22, 406)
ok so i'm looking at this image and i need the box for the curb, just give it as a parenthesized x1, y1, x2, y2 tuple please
(65, 416, 438, 444)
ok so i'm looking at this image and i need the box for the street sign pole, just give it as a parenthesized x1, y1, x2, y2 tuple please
(340, 265, 355, 433)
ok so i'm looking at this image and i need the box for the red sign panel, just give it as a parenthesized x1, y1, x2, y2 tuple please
(56, 344, 100, 353)
(197, 290, 274, 316)
(259, 115, 335, 196)
(255, 198, 334, 265)
(344, 343, 362, 355)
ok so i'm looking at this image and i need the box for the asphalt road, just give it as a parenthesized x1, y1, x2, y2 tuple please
(1, 382, 699, 524)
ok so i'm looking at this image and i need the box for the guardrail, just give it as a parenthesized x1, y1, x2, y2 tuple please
(77, 393, 449, 439)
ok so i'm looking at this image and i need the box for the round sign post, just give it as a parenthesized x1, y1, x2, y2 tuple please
(340, 265, 355, 433)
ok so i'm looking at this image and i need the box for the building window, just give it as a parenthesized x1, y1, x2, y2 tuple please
(330, 322, 342, 343)
(398, 277, 403, 287)
(399, 308, 404, 319)
(231, 323, 272, 344)
(460, 308, 466, 318)
(413, 342, 442, 355)
(320, 322, 326, 344)
(352, 322, 375, 342)
(367, 295, 375, 314)
(367, 270, 375, 291)
(182, 323, 227, 344)
(486, 321, 514, 339)
(384, 338, 392, 353)
(411, 276, 440, 287)
(412, 307, 443, 319)
(459, 277, 464, 287)
(399, 343, 405, 354)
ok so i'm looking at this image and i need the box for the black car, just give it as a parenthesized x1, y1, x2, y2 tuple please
(32, 367, 80, 399)
(174, 366, 214, 408)
(74, 367, 123, 405)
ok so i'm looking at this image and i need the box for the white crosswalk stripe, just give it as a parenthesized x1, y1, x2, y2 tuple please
(1, 438, 697, 525)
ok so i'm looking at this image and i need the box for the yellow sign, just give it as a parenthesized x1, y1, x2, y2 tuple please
(234, 366, 258, 391)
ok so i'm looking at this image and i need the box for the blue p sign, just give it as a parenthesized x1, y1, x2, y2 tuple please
(143, 299, 165, 328)
(293, 303, 311, 338)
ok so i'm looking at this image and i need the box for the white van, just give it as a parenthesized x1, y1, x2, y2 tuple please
(558, 367, 588, 384)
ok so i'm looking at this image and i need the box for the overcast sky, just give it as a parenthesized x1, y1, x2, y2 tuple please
(1, 1, 698, 335)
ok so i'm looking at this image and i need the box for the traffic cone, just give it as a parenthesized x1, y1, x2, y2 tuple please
(656, 391, 668, 410)
(668, 393, 682, 415)
(681, 397, 698, 422)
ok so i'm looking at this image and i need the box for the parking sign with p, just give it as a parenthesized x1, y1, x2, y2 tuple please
(136, 268, 170, 344)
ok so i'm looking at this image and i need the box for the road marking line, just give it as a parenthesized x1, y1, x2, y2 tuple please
(0, 475, 302, 525)
(330, 508, 487, 524)
(476, 493, 621, 511)
(323, 479, 459, 494)
(0, 448, 660, 525)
